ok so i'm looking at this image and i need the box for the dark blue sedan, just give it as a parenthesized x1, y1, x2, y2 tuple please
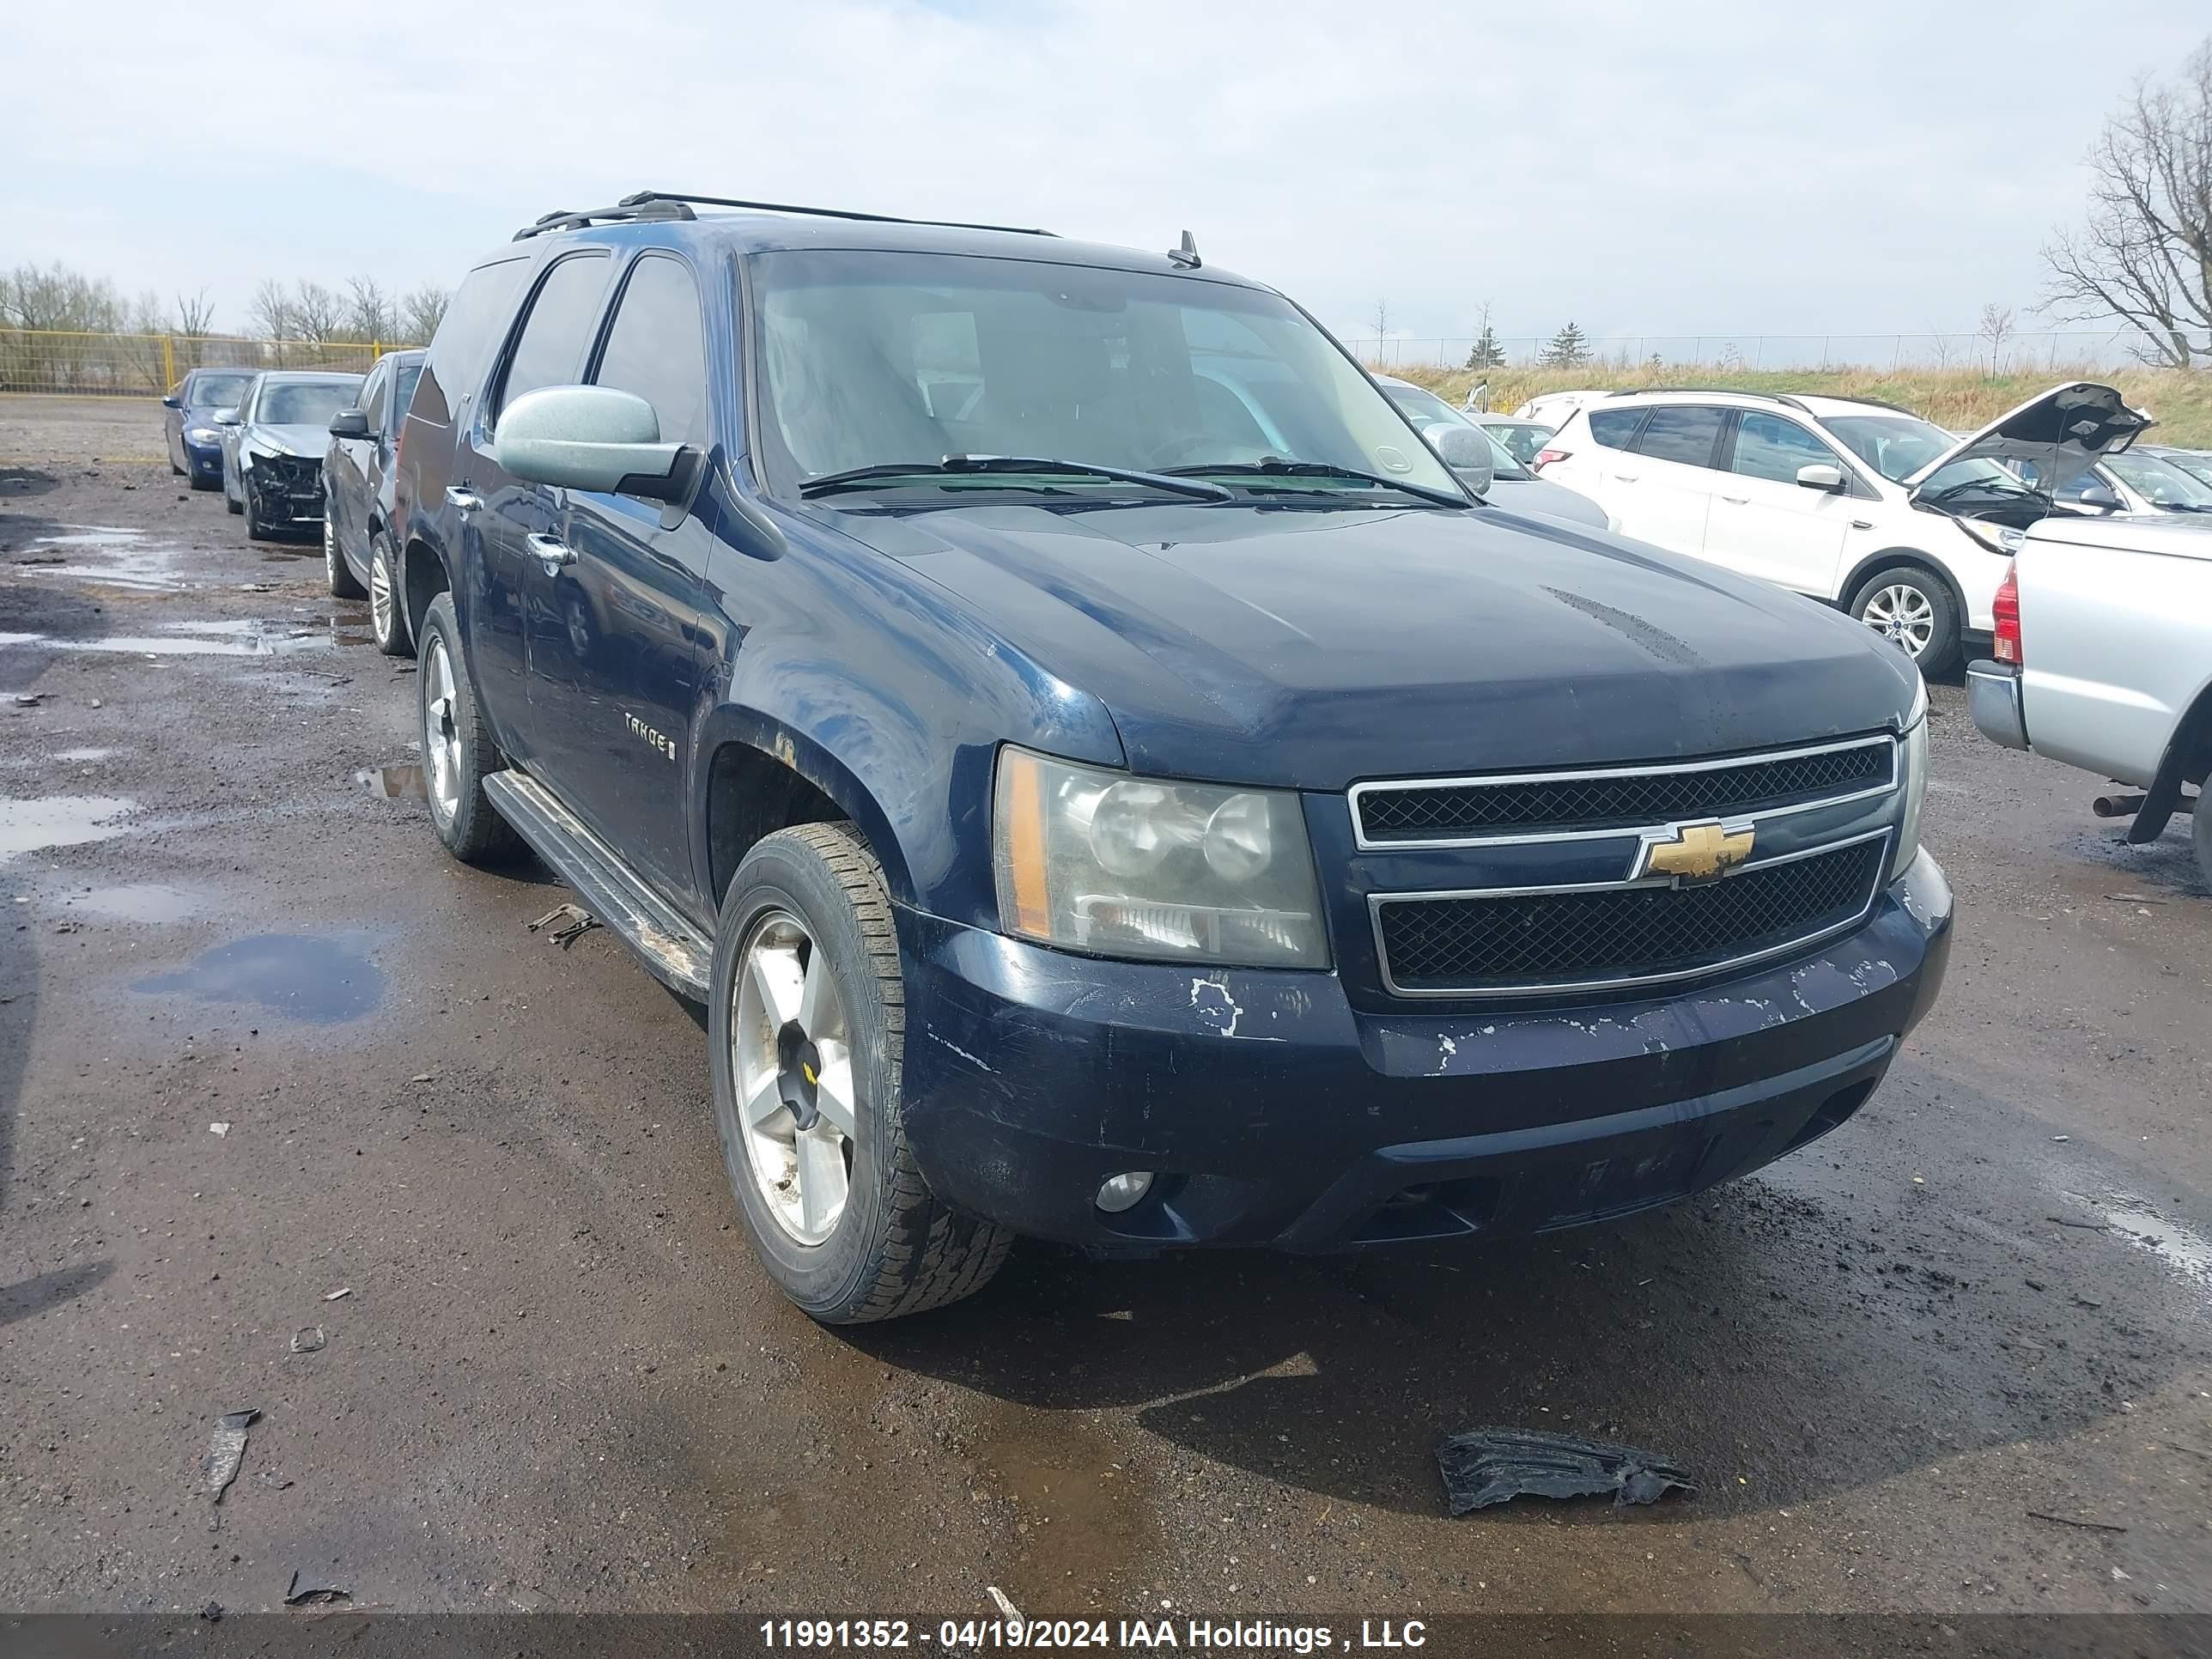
(161, 366, 258, 489)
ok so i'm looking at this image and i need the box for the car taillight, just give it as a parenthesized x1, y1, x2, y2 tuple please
(1533, 447, 1570, 471)
(1992, 561, 2022, 665)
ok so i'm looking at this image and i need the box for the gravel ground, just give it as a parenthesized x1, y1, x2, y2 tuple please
(3, 396, 2209, 1627)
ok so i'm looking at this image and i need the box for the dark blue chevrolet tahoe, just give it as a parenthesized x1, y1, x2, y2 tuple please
(391, 191, 1953, 1323)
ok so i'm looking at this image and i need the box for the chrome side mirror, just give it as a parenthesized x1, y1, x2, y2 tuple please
(495, 385, 691, 501)
(1428, 423, 1493, 495)
(213, 408, 241, 426)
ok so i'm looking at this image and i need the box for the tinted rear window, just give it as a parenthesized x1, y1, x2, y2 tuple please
(416, 258, 531, 427)
(1586, 408, 1643, 449)
(495, 254, 611, 426)
(1632, 406, 1726, 468)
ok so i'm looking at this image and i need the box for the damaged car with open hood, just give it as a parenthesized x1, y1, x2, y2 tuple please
(390, 191, 1954, 1323)
(1532, 381, 2150, 673)
(216, 368, 364, 539)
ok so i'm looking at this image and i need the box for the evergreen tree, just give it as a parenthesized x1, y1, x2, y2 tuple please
(1540, 321, 1591, 368)
(1464, 325, 1504, 370)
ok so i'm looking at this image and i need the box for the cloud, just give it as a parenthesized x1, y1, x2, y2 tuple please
(4, 0, 2207, 342)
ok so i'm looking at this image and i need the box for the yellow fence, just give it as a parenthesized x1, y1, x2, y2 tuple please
(0, 331, 405, 398)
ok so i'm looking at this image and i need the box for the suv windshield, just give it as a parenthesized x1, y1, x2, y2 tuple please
(1823, 411, 2020, 498)
(189, 372, 253, 408)
(751, 250, 1460, 500)
(258, 381, 356, 427)
(2105, 451, 2212, 509)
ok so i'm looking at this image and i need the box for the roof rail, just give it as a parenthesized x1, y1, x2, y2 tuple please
(611, 190, 1058, 238)
(513, 199, 697, 241)
(1606, 386, 1813, 414)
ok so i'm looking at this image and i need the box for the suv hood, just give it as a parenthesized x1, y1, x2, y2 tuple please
(842, 502, 1920, 788)
(1905, 381, 2153, 507)
(244, 423, 331, 459)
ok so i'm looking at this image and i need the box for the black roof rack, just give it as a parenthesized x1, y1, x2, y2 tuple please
(618, 190, 1054, 238)
(513, 199, 696, 240)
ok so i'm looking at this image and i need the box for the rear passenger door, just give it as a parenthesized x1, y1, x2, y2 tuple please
(1607, 405, 1726, 555)
(329, 360, 386, 560)
(1702, 411, 1856, 596)
(526, 251, 714, 897)
(450, 251, 612, 761)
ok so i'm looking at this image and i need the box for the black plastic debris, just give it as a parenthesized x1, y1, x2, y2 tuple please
(202, 1408, 259, 1508)
(1437, 1427, 1695, 1516)
(285, 1571, 352, 1607)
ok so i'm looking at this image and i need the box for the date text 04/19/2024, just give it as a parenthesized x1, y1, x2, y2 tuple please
(758, 1618, 1429, 1650)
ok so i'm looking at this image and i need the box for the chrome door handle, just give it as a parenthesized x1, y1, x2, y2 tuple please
(1720, 495, 1747, 504)
(1850, 519, 1874, 530)
(1614, 473, 1638, 483)
(527, 533, 575, 574)
(445, 487, 483, 515)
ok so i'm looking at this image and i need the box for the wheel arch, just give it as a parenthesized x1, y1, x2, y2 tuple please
(2128, 670, 2212, 844)
(1840, 547, 1969, 629)
(400, 534, 450, 646)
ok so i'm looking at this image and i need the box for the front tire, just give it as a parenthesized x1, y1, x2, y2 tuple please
(416, 592, 520, 865)
(369, 534, 410, 657)
(325, 514, 366, 599)
(244, 479, 273, 541)
(708, 823, 1012, 1324)
(1849, 564, 1957, 676)
(224, 462, 242, 514)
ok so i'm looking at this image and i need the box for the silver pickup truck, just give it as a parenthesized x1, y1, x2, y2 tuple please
(1969, 482, 2212, 888)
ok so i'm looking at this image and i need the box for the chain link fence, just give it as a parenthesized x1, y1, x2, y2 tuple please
(1345, 330, 2147, 374)
(0, 331, 399, 397)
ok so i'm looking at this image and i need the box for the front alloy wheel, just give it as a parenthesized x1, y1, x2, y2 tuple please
(1861, 582, 1935, 658)
(732, 909, 859, 1245)
(325, 514, 365, 599)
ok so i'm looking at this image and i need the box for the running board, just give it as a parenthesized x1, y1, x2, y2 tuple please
(482, 770, 714, 1001)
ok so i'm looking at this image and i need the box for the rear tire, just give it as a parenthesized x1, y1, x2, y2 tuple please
(2193, 790, 2210, 894)
(1849, 564, 1957, 676)
(709, 823, 1012, 1323)
(369, 534, 410, 657)
(325, 514, 366, 599)
(244, 482, 272, 542)
(416, 592, 520, 865)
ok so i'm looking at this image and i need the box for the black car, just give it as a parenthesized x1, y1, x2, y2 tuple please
(217, 370, 363, 539)
(324, 349, 425, 653)
(391, 191, 1950, 1324)
(161, 366, 257, 489)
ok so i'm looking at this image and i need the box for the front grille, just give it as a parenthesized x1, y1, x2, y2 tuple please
(1376, 836, 1887, 995)
(1355, 738, 1893, 843)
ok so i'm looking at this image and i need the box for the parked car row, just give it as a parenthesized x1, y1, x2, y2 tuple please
(167, 197, 1958, 1329)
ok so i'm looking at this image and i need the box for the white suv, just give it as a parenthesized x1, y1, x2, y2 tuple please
(1534, 385, 2146, 673)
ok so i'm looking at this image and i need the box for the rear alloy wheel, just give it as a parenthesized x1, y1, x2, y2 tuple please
(416, 593, 519, 865)
(1850, 566, 1957, 675)
(368, 534, 410, 657)
(325, 514, 366, 599)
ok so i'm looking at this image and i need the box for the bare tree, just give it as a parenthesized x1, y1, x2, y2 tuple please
(290, 281, 345, 345)
(345, 276, 397, 343)
(1, 262, 127, 331)
(401, 283, 449, 344)
(1370, 297, 1391, 359)
(173, 288, 216, 337)
(248, 279, 295, 342)
(2039, 35, 2212, 367)
(1977, 303, 2015, 376)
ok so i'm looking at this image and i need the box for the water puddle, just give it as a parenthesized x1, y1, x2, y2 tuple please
(357, 764, 427, 799)
(71, 883, 204, 924)
(54, 748, 114, 763)
(0, 621, 329, 658)
(0, 794, 135, 861)
(2066, 1194, 2212, 1295)
(134, 933, 385, 1024)
(14, 525, 191, 592)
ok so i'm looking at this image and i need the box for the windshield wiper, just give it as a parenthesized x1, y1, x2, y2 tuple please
(1919, 476, 2037, 505)
(799, 455, 1231, 501)
(1164, 458, 1468, 508)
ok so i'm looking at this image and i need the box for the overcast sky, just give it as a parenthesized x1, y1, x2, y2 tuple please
(5, 0, 2206, 345)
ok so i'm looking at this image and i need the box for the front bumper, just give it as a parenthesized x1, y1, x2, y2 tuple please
(243, 459, 325, 524)
(896, 852, 1954, 1255)
(183, 438, 224, 479)
(1966, 659, 2028, 751)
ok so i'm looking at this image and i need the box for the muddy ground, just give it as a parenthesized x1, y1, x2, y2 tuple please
(3, 396, 2209, 1629)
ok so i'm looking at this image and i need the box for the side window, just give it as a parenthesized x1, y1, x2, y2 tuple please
(1632, 406, 1727, 469)
(361, 362, 391, 431)
(1729, 412, 1841, 484)
(494, 254, 611, 428)
(590, 255, 711, 450)
(1586, 408, 1643, 449)
(418, 257, 532, 425)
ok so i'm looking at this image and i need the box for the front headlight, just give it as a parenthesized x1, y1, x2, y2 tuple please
(1889, 678, 1929, 882)
(1957, 517, 2025, 556)
(186, 426, 218, 445)
(993, 745, 1329, 969)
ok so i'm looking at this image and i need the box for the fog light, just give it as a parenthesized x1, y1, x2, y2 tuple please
(1094, 1170, 1155, 1213)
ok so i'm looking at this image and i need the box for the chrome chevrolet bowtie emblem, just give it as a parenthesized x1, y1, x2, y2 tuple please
(1636, 818, 1756, 884)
